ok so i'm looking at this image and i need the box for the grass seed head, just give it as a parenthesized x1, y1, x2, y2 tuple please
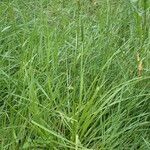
(138, 60, 143, 77)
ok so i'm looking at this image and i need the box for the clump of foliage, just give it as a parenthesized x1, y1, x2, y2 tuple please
(0, 0, 150, 149)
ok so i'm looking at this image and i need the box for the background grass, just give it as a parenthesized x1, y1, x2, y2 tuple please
(0, 0, 150, 149)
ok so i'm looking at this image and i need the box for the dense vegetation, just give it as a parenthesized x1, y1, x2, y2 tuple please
(0, 0, 150, 149)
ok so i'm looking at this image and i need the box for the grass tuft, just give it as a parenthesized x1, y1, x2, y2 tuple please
(0, 0, 150, 149)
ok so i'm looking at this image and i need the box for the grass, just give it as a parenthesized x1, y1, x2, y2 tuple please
(0, 0, 150, 149)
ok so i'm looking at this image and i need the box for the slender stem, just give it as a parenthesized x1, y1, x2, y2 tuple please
(143, 0, 148, 42)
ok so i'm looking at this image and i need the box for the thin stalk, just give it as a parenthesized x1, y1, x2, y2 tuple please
(143, 0, 148, 42)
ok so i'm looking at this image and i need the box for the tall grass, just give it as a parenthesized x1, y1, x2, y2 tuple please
(0, 0, 150, 149)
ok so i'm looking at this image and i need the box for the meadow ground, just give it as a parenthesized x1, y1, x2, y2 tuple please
(0, 0, 150, 149)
